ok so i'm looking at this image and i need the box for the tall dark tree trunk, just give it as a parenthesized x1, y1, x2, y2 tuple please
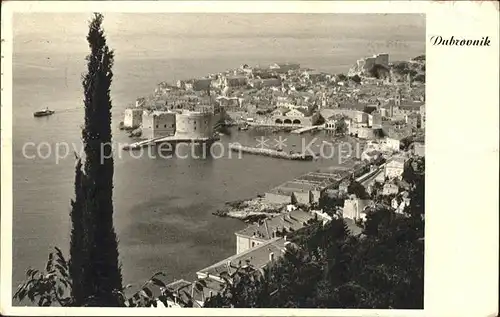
(69, 13, 123, 306)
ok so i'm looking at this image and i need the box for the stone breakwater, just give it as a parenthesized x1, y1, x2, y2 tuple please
(229, 144, 314, 161)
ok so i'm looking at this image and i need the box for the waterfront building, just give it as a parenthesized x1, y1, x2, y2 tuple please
(174, 110, 214, 139)
(272, 108, 320, 126)
(123, 108, 144, 129)
(324, 115, 337, 130)
(142, 110, 176, 139)
(264, 170, 349, 206)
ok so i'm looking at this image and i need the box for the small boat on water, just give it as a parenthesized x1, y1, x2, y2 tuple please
(33, 108, 55, 117)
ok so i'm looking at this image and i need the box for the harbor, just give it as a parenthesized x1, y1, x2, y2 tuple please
(291, 125, 322, 134)
(228, 143, 315, 161)
(122, 135, 217, 150)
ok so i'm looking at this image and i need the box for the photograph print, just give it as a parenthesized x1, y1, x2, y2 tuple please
(9, 11, 425, 309)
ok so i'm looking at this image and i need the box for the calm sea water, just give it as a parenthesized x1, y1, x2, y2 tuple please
(11, 13, 425, 298)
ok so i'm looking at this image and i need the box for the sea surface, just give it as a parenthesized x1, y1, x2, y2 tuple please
(11, 13, 425, 301)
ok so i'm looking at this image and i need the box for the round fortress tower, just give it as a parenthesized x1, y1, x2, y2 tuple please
(174, 111, 214, 139)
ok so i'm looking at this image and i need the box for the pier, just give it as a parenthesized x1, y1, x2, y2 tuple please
(122, 135, 217, 150)
(229, 144, 314, 161)
(291, 126, 321, 134)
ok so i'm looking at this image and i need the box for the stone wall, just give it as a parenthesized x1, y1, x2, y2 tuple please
(124, 108, 144, 129)
(142, 111, 176, 139)
(174, 111, 214, 139)
(264, 192, 293, 204)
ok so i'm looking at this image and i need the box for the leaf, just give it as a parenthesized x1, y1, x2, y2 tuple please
(45, 272, 57, 280)
(127, 298, 135, 307)
(142, 287, 153, 298)
(150, 278, 166, 288)
(46, 253, 54, 272)
(133, 293, 140, 301)
(194, 282, 203, 292)
(55, 257, 68, 269)
(152, 271, 165, 278)
(157, 295, 169, 308)
(57, 286, 64, 297)
(197, 279, 207, 288)
(161, 288, 173, 299)
(54, 247, 65, 261)
(55, 264, 69, 278)
(27, 289, 35, 302)
(30, 269, 39, 279)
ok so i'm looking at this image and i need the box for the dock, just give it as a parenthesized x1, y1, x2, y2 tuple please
(246, 122, 302, 128)
(291, 126, 320, 134)
(229, 144, 314, 161)
(122, 135, 217, 150)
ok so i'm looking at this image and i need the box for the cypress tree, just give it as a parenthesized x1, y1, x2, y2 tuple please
(69, 13, 123, 306)
(69, 158, 86, 305)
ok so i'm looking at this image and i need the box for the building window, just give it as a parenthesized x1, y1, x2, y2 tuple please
(164, 124, 167, 128)
(251, 242, 255, 247)
(155, 125, 158, 128)
(171, 124, 175, 128)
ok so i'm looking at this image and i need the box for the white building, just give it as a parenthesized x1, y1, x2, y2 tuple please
(123, 108, 144, 129)
(385, 137, 402, 152)
(342, 196, 373, 222)
(385, 156, 410, 180)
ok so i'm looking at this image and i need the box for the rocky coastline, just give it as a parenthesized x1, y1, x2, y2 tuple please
(213, 197, 287, 222)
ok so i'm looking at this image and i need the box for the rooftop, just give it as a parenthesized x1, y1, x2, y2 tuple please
(197, 238, 287, 277)
(388, 155, 410, 164)
(166, 279, 192, 293)
(166, 278, 224, 306)
(236, 209, 315, 240)
(279, 181, 320, 192)
(295, 172, 345, 184)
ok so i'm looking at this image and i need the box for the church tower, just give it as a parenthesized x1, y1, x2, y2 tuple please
(395, 87, 402, 107)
